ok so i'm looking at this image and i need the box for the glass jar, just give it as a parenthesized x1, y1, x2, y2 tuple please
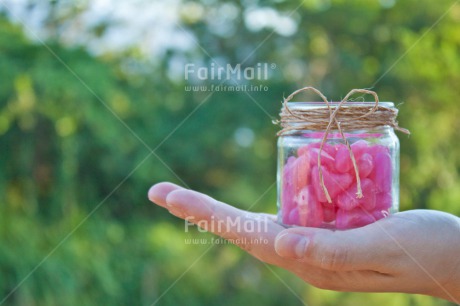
(277, 102, 400, 230)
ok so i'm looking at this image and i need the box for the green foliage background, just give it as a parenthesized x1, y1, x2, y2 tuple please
(1, 0, 459, 305)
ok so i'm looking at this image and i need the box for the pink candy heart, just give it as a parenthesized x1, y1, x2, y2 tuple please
(336, 207, 376, 229)
(357, 153, 373, 178)
(372, 210, 389, 221)
(296, 186, 324, 227)
(322, 203, 337, 223)
(334, 141, 372, 174)
(369, 152, 392, 193)
(311, 166, 353, 202)
(281, 156, 297, 224)
(290, 154, 311, 193)
(375, 192, 392, 210)
(367, 144, 389, 156)
(308, 148, 335, 168)
(350, 140, 368, 159)
(335, 145, 353, 173)
(336, 178, 376, 211)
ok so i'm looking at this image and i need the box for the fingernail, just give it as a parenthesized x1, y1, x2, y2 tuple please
(275, 233, 309, 259)
(166, 199, 183, 212)
(148, 183, 181, 207)
(168, 206, 185, 219)
(165, 192, 181, 210)
(165, 192, 186, 218)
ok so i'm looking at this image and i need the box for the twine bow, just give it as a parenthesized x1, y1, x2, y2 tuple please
(276, 87, 410, 203)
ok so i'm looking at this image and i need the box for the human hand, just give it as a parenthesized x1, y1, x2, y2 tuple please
(148, 182, 460, 303)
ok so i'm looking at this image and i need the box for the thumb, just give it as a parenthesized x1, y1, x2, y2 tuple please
(274, 226, 391, 271)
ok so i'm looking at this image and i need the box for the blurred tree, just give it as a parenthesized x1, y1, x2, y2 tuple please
(0, 0, 459, 305)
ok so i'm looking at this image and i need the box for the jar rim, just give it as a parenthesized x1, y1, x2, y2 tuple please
(286, 101, 394, 109)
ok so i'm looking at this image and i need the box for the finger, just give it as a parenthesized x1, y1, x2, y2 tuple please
(157, 187, 399, 290)
(148, 182, 184, 207)
(274, 223, 397, 272)
(165, 188, 288, 265)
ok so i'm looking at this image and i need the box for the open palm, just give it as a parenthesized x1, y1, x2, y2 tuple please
(148, 182, 460, 303)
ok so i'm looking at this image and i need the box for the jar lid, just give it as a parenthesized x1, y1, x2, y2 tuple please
(277, 87, 409, 136)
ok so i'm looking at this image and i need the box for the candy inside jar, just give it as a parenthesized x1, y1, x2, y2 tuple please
(276, 87, 408, 230)
(280, 136, 396, 229)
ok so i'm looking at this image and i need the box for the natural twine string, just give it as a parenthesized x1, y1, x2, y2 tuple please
(275, 87, 410, 203)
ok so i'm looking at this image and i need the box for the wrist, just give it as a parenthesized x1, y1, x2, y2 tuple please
(432, 215, 460, 303)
